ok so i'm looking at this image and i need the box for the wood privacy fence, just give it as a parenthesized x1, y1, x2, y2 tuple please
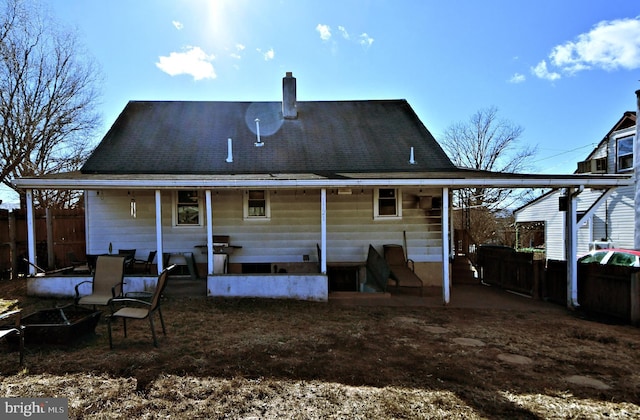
(476, 246, 640, 324)
(0, 208, 86, 279)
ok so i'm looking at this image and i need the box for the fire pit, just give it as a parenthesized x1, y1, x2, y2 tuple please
(18, 305, 101, 345)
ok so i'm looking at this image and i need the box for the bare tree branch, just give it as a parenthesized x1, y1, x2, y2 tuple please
(0, 0, 102, 208)
(441, 106, 537, 244)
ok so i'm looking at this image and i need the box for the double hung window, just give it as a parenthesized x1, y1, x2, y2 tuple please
(174, 190, 202, 226)
(374, 188, 402, 219)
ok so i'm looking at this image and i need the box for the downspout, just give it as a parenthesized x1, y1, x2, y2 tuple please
(604, 200, 608, 241)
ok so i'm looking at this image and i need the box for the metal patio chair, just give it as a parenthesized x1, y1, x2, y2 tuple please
(74, 255, 126, 309)
(107, 264, 176, 349)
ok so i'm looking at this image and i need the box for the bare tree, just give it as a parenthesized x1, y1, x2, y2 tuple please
(0, 0, 102, 209)
(441, 107, 537, 244)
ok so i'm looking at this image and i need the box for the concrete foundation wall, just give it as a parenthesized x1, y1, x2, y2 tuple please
(27, 275, 162, 298)
(208, 274, 328, 301)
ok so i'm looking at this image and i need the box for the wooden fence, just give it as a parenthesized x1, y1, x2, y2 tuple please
(476, 247, 640, 324)
(0, 208, 86, 279)
(476, 246, 540, 296)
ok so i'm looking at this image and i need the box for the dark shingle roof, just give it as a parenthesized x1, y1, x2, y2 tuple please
(81, 99, 457, 175)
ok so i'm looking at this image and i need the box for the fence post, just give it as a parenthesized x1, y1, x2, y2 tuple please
(532, 259, 541, 300)
(631, 272, 640, 325)
(46, 207, 54, 269)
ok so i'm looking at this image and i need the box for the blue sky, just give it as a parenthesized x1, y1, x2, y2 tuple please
(3, 0, 640, 205)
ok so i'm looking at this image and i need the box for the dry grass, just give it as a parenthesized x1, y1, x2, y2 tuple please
(1, 278, 640, 419)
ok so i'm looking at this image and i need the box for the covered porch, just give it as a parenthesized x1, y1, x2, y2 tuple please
(15, 172, 633, 306)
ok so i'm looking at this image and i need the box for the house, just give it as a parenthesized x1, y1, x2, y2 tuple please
(515, 112, 637, 260)
(13, 73, 632, 304)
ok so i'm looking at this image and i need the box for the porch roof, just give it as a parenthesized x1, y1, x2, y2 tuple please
(12, 169, 633, 190)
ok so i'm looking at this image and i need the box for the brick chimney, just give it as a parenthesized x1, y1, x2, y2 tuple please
(282, 72, 297, 119)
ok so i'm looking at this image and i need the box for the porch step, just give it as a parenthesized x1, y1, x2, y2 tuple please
(452, 257, 478, 285)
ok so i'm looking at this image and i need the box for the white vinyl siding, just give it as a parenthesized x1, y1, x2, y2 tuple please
(85, 188, 444, 265)
(515, 186, 635, 261)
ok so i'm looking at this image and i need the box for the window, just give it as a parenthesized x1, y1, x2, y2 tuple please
(616, 136, 634, 172)
(374, 188, 402, 219)
(174, 190, 202, 226)
(244, 190, 271, 220)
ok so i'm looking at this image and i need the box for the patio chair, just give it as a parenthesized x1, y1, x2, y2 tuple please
(107, 264, 176, 349)
(118, 249, 136, 273)
(74, 255, 126, 309)
(133, 251, 157, 274)
(383, 244, 424, 296)
(85, 254, 100, 273)
(0, 309, 24, 366)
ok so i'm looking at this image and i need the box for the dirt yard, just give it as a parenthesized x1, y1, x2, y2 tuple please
(1, 277, 640, 419)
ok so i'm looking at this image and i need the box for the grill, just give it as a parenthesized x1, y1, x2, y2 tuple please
(195, 236, 242, 274)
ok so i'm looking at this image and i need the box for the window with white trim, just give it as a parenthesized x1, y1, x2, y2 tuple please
(616, 135, 634, 172)
(374, 188, 402, 219)
(174, 190, 202, 226)
(244, 190, 271, 220)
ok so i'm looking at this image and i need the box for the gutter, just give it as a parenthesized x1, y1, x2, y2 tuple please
(12, 175, 633, 191)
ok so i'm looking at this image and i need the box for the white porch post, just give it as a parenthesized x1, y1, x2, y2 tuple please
(206, 190, 214, 275)
(565, 188, 579, 308)
(442, 187, 450, 304)
(155, 190, 164, 272)
(320, 188, 327, 274)
(25, 189, 37, 276)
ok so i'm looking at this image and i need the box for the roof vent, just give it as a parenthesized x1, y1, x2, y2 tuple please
(226, 138, 233, 162)
(282, 72, 297, 119)
(254, 119, 264, 147)
(409, 146, 416, 164)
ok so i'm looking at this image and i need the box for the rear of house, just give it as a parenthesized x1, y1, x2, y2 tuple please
(20, 73, 462, 300)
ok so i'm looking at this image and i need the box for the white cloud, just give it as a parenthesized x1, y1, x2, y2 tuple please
(531, 60, 561, 81)
(338, 26, 350, 39)
(359, 33, 374, 48)
(156, 46, 216, 80)
(316, 24, 331, 41)
(318, 24, 375, 51)
(230, 44, 245, 60)
(257, 47, 275, 61)
(509, 73, 526, 84)
(172, 20, 183, 30)
(534, 16, 640, 80)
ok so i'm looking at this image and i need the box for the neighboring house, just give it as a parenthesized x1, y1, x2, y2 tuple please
(14, 73, 631, 304)
(515, 112, 637, 260)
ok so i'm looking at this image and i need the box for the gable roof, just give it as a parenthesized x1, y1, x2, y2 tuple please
(579, 111, 636, 165)
(81, 99, 457, 176)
